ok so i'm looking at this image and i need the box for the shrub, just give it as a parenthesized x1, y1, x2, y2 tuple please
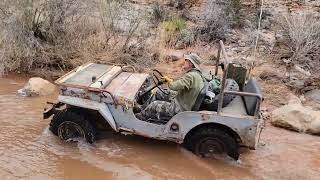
(176, 28, 196, 47)
(196, 0, 242, 41)
(162, 18, 186, 32)
(160, 18, 187, 47)
(0, 0, 102, 73)
(276, 13, 320, 72)
(169, 0, 202, 9)
(150, 2, 168, 24)
(0, 0, 155, 76)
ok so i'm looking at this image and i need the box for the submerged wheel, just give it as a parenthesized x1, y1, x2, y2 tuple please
(185, 128, 239, 160)
(49, 109, 97, 143)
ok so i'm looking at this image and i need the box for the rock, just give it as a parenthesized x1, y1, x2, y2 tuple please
(286, 78, 305, 90)
(164, 50, 185, 62)
(271, 95, 320, 135)
(174, 41, 185, 50)
(294, 65, 311, 77)
(287, 94, 301, 104)
(17, 77, 56, 97)
(305, 89, 320, 103)
(299, 95, 306, 103)
(259, 68, 282, 81)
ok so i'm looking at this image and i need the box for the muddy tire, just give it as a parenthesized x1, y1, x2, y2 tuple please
(185, 128, 239, 160)
(49, 109, 97, 143)
(201, 79, 239, 111)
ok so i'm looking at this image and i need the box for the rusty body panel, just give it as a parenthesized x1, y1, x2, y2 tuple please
(90, 66, 122, 88)
(55, 63, 149, 107)
(105, 72, 132, 93)
(63, 63, 112, 87)
(115, 73, 149, 104)
(163, 111, 263, 148)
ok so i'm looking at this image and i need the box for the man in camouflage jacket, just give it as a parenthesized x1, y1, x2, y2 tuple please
(137, 53, 205, 120)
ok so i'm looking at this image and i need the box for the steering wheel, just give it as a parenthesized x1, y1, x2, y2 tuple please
(151, 69, 170, 95)
(137, 69, 170, 104)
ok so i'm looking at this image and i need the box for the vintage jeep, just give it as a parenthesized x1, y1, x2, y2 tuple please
(44, 41, 263, 160)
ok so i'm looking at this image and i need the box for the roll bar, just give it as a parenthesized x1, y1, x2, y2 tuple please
(216, 41, 261, 117)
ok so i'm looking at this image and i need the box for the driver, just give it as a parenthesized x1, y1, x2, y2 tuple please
(136, 53, 204, 120)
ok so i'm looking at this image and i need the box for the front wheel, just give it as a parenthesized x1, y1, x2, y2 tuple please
(49, 109, 97, 143)
(185, 128, 239, 160)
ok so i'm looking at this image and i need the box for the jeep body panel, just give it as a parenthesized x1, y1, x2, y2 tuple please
(164, 111, 263, 149)
(55, 95, 262, 149)
(58, 95, 117, 131)
(55, 63, 149, 107)
(44, 40, 264, 159)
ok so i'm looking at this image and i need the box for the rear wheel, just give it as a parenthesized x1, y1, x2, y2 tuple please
(185, 128, 239, 160)
(49, 109, 97, 143)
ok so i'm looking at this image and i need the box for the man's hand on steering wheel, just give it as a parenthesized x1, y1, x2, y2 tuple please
(151, 69, 172, 95)
(160, 76, 173, 84)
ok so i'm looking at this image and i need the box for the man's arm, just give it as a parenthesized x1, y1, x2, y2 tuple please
(168, 73, 193, 91)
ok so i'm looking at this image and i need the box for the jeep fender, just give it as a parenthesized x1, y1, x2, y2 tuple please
(164, 111, 260, 148)
(58, 95, 117, 131)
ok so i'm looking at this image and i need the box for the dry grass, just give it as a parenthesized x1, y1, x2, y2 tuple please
(0, 0, 156, 77)
(196, 0, 242, 41)
(276, 13, 320, 72)
(260, 80, 291, 109)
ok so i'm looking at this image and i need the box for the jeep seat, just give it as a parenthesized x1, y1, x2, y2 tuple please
(242, 78, 262, 116)
(192, 81, 209, 111)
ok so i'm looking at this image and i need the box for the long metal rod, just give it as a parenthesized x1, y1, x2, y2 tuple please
(223, 91, 262, 99)
(215, 45, 221, 76)
(219, 40, 230, 65)
(248, 0, 264, 79)
(224, 91, 262, 118)
(217, 40, 230, 114)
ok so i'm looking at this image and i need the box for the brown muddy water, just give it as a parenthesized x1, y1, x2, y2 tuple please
(0, 76, 319, 180)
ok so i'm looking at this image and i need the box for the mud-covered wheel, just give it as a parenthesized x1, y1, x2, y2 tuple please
(186, 128, 239, 160)
(49, 109, 97, 143)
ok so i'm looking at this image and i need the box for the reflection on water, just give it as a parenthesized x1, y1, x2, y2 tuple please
(0, 76, 319, 180)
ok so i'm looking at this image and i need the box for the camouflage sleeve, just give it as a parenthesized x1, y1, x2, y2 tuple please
(168, 72, 193, 91)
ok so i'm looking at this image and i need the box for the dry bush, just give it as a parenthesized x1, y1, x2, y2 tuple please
(0, 0, 156, 76)
(150, 2, 169, 25)
(0, 0, 101, 73)
(175, 28, 196, 48)
(98, 0, 158, 69)
(169, 0, 202, 9)
(160, 17, 186, 47)
(196, 0, 242, 41)
(277, 13, 320, 72)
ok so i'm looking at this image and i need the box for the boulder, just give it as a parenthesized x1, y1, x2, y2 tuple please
(164, 50, 185, 62)
(17, 77, 56, 96)
(305, 89, 320, 103)
(286, 78, 305, 90)
(259, 68, 282, 81)
(271, 95, 320, 135)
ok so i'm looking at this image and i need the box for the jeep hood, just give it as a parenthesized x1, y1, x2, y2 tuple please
(55, 63, 149, 103)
